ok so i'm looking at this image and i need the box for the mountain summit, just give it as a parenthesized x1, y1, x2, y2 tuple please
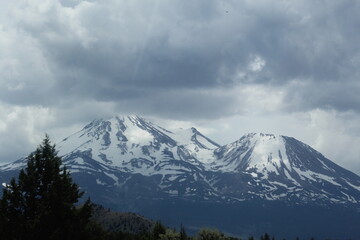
(213, 133, 360, 204)
(1, 115, 360, 239)
(2, 115, 359, 205)
(57, 115, 219, 176)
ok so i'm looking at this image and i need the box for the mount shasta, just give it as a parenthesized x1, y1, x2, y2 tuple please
(1, 115, 360, 239)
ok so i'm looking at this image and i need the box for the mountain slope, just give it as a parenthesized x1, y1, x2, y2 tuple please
(57, 115, 218, 175)
(1, 115, 360, 239)
(1, 116, 359, 206)
(212, 133, 360, 204)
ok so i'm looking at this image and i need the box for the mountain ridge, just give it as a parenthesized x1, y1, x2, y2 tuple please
(1, 115, 360, 239)
(1, 115, 359, 206)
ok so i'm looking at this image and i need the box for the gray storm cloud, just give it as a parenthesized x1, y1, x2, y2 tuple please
(0, 0, 360, 174)
(0, 0, 359, 116)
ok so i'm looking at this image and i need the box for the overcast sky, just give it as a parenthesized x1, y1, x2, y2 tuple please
(1, 0, 360, 174)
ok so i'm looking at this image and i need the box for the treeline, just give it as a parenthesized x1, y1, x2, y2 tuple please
(91, 210, 317, 240)
(109, 222, 319, 240)
(0, 137, 340, 240)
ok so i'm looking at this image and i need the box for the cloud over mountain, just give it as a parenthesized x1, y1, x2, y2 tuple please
(0, 0, 360, 174)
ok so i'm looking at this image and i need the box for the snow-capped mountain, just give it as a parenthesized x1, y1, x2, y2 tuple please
(1, 115, 360, 239)
(57, 115, 219, 176)
(212, 133, 360, 204)
(1, 115, 359, 206)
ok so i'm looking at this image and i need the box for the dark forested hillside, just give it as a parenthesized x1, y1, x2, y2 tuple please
(90, 204, 154, 234)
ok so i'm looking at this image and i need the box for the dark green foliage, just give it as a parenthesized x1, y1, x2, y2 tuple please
(261, 233, 271, 240)
(0, 136, 100, 240)
(104, 231, 151, 240)
(159, 229, 181, 240)
(224, 237, 239, 240)
(196, 228, 226, 240)
(180, 224, 188, 240)
(90, 204, 154, 234)
(152, 221, 166, 240)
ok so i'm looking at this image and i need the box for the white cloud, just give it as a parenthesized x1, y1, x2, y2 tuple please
(0, 103, 52, 162)
(249, 55, 266, 72)
(300, 110, 360, 173)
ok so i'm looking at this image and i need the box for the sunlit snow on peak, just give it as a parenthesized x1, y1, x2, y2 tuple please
(126, 127, 153, 144)
(248, 133, 291, 171)
(1, 115, 360, 206)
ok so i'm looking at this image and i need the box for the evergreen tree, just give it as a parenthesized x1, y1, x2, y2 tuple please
(0, 136, 96, 240)
(159, 229, 180, 240)
(196, 228, 226, 240)
(260, 233, 270, 240)
(180, 224, 188, 240)
(152, 221, 166, 240)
